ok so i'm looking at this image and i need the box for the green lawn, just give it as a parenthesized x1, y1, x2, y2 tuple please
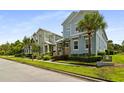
(112, 54, 124, 64)
(1, 56, 124, 81)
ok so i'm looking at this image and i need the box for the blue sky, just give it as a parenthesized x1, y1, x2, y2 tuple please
(0, 10, 123, 45)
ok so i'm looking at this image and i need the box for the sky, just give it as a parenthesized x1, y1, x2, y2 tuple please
(0, 10, 123, 45)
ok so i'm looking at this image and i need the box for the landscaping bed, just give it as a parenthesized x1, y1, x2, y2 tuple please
(1, 56, 124, 81)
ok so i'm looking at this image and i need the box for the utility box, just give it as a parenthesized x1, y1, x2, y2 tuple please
(97, 55, 113, 67)
(103, 55, 112, 62)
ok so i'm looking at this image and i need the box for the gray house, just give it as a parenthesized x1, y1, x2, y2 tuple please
(56, 11, 108, 56)
(31, 28, 62, 55)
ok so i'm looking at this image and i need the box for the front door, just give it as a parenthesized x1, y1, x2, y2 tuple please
(64, 42, 70, 55)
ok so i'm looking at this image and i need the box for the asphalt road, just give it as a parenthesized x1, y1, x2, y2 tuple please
(0, 58, 90, 82)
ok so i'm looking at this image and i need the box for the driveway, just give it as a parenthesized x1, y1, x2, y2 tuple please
(0, 58, 90, 82)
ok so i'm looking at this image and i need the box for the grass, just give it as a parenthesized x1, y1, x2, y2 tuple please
(1, 56, 124, 81)
(112, 54, 124, 64)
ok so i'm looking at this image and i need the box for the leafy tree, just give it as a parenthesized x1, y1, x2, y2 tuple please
(13, 40, 23, 54)
(107, 40, 114, 50)
(114, 44, 122, 51)
(77, 11, 107, 56)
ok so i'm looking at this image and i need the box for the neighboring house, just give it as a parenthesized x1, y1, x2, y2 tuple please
(23, 45, 32, 54)
(56, 11, 108, 56)
(31, 28, 62, 55)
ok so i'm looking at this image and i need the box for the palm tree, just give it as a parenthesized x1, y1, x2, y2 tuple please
(77, 11, 107, 56)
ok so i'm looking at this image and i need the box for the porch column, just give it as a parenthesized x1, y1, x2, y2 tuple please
(57, 43, 59, 55)
(47, 44, 49, 52)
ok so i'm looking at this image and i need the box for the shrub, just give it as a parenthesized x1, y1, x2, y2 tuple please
(69, 56, 102, 62)
(45, 52, 52, 56)
(25, 54, 32, 58)
(43, 55, 52, 60)
(53, 55, 102, 62)
(15, 53, 25, 57)
(0, 51, 5, 55)
(36, 55, 43, 60)
(105, 50, 115, 55)
(110, 50, 114, 55)
(98, 51, 106, 56)
(71, 54, 79, 57)
(71, 54, 95, 57)
(52, 55, 69, 61)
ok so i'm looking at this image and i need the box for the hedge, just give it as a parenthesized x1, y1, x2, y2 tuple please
(52, 55, 102, 62)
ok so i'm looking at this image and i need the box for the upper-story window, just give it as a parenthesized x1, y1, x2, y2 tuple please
(75, 23, 80, 32)
(76, 27, 79, 32)
(66, 25, 70, 32)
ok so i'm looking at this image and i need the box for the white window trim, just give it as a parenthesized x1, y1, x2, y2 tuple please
(73, 39, 79, 50)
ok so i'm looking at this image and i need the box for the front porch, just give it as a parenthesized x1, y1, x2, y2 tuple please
(54, 38, 70, 56)
(44, 41, 55, 55)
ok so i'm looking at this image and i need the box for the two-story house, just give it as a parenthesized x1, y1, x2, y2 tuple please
(56, 11, 108, 56)
(32, 28, 62, 55)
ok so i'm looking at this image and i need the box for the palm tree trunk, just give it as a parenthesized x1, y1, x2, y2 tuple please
(88, 33, 91, 56)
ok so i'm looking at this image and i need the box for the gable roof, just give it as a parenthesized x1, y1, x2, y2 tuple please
(36, 28, 62, 38)
(61, 11, 78, 25)
(62, 10, 97, 25)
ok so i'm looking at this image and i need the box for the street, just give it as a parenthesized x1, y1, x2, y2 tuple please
(0, 58, 90, 82)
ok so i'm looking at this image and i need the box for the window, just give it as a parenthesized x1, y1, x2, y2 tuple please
(73, 40, 78, 50)
(75, 22, 82, 32)
(66, 25, 70, 31)
(85, 39, 89, 49)
(76, 27, 79, 32)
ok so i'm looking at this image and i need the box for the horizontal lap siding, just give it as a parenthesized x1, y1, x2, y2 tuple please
(70, 36, 86, 54)
(96, 31, 107, 53)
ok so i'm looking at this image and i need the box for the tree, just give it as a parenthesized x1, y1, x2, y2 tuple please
(13, 40, 23, 54)
(107, 40, 114, 50)
(77, 11, 107, 56)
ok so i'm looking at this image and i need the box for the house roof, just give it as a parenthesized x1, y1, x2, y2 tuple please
(36, 28, 63, 38)
(61, 11, 78, 25)
(45, 41, 54, 45)
(62, 10, 97, 25)
(56, 38, 64, 43)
